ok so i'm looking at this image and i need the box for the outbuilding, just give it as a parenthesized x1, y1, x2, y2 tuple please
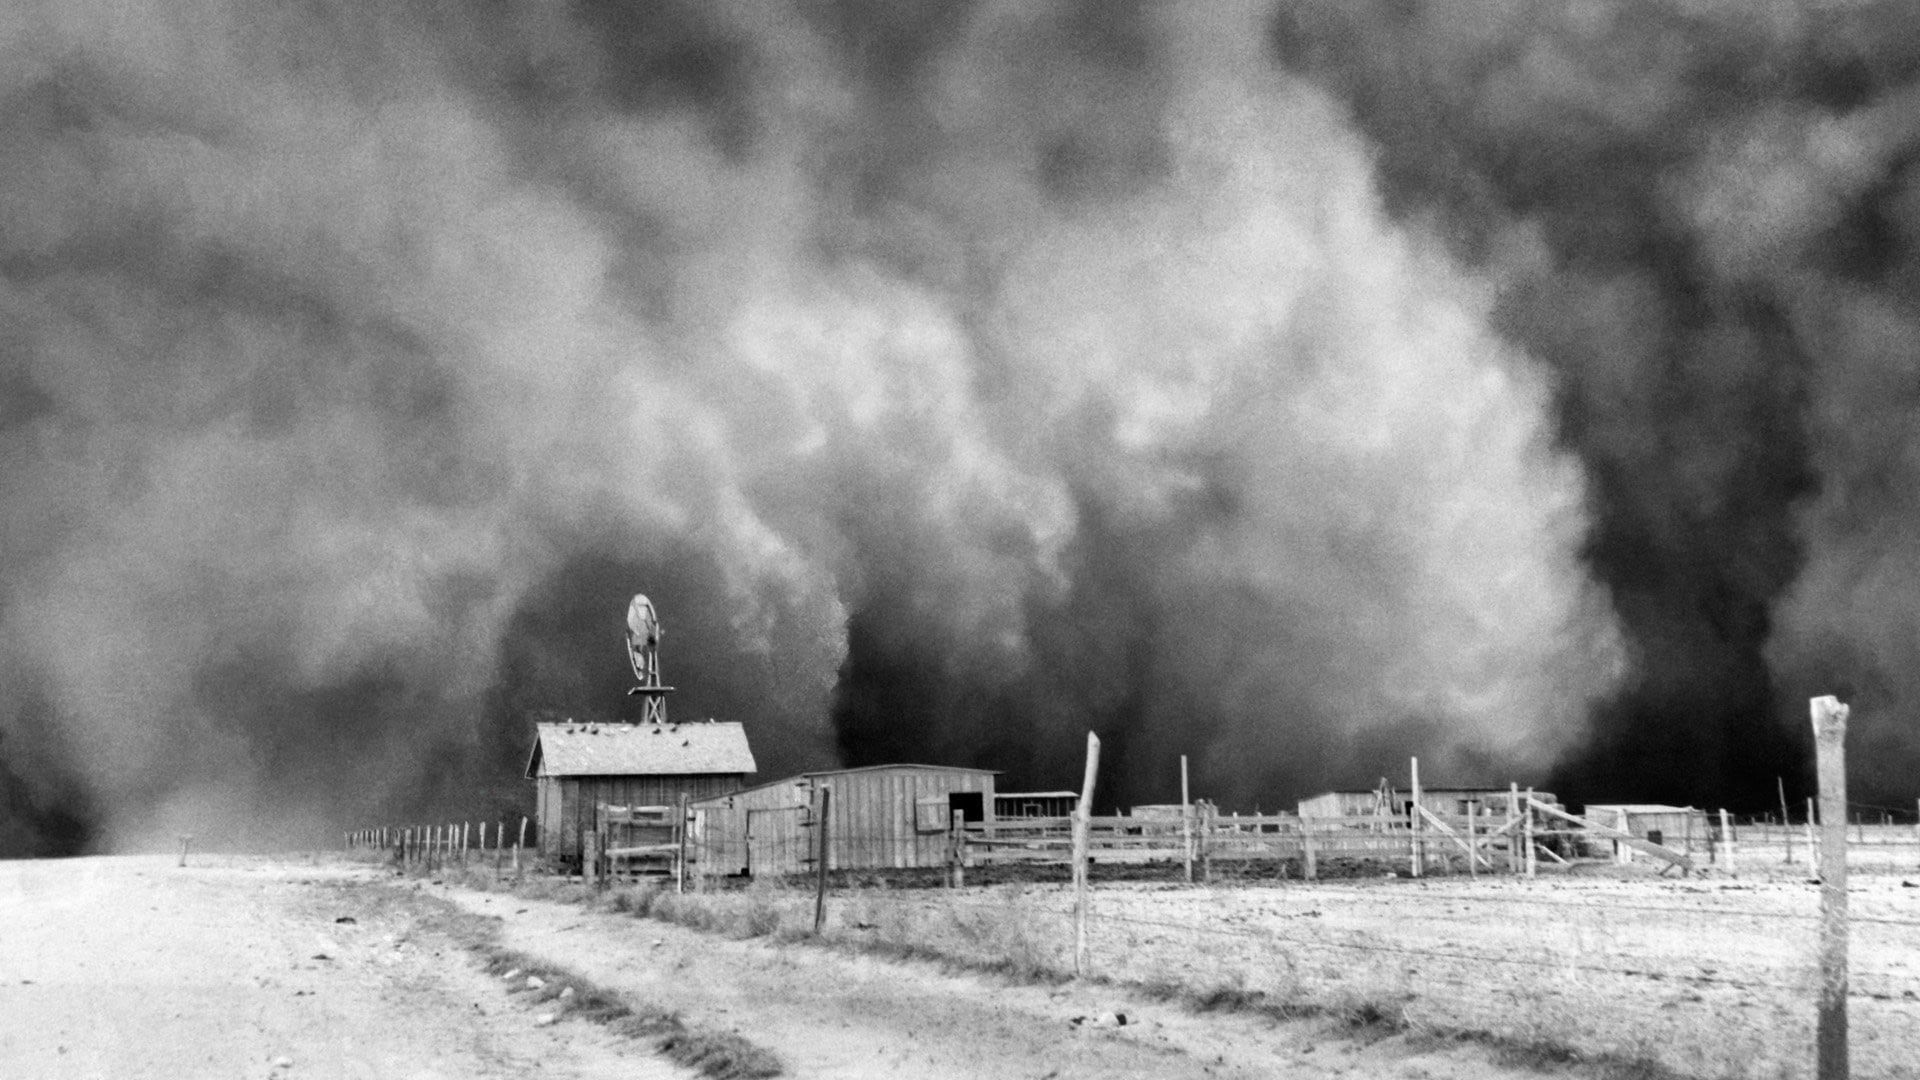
(692, 763, 998, 878)
(525, 720, 756, 866)
(1581, 804, 1707, 863)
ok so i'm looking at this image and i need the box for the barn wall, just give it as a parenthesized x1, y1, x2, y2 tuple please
(692, 768, 1000, 877)
(539, 773, 747, 863)
(822, 767, 995, 871)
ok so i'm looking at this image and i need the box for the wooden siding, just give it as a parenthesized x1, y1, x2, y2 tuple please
(692, 766, 997, 877)
(540, 773, 746, 863)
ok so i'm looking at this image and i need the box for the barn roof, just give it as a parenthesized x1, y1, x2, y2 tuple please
(1583, 803, 1696, 814)
(524, 721, 756, 779)
(800, 763, 1000, 778)
(689, 762, 1003, 806)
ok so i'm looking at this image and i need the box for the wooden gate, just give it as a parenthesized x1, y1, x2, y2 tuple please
(747, 805, 809, 877)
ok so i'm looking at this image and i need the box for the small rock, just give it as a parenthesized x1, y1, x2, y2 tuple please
(501, 968, 522, 982)
(271, 1055, 294, 1069)
(310, 953, 331, 962)
(558, 986, 576, 1001)
(526, 975, 546, 990)
(534, 1012, 560, 1027)
(333, 916, 357, 925)
(650, 939, 665, 948)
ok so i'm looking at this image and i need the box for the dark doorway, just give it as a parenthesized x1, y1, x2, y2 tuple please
(948, 791, 984, 823)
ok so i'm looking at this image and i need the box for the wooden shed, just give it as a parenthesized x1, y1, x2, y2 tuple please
(1582, 804, 1707, 863)
(692, 764, 998, 878)
(524, 720, 756, 866)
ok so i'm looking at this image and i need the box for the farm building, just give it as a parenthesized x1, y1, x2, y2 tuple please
(692, 763, 998, 878)
(997, 791, 1077, 819)
(524, 720, 756, 865)
(1298, 787, 1562, 822)
(1581, 804, 1707, 863)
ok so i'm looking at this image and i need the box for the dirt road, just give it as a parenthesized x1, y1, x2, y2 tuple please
(0, 855, 680, 1080)
(4, 854, 1685, 1080)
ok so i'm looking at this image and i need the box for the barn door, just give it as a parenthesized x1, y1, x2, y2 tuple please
(746, 806, 808, 877)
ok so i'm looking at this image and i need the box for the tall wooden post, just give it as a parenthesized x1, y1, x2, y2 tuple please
(1811, 695, 1850, 1080)
(677, 794, 691, 895)
(813, 786, 831, 935)
(1409, 757, 1423, 878)
(1524, 788, 1537, 877)
(1507, 784, 1520, 874)
(1181, 755, 1193, 885)
(1467, 800, 1478, 879)
(1301, 814, 1318, 881)
(1073, 731, 1102, 978)
(949, 810, 965, 888)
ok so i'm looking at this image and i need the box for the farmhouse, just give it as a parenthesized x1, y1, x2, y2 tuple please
(524, 719, 756, 865)
(692, 763, 997, 878)
(1581, 804, 1706, 863)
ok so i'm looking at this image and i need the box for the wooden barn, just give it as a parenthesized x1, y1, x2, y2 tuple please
(524, 720, 756, 865)
(692, 764, 998, 878)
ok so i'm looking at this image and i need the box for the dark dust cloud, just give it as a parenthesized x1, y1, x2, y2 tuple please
(0, 0, 1904, 853)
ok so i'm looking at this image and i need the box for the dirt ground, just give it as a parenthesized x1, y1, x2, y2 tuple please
(805, 865, 1920, 1080)
(0, 853, 1742, 1080)
(0, 854, 679, 1080)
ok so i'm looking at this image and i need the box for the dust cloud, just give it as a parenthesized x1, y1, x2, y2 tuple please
(2, 0, 1716, 852)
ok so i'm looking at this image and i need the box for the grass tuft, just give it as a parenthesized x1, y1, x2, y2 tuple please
(658, 1029, 785, 1080)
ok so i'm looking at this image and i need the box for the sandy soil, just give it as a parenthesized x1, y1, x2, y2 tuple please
(1, 853, 1657, 1080)
(0, 854, 681, 1080)
(428, 876, 1634, 1080)
(809, 868, 1920, 1080)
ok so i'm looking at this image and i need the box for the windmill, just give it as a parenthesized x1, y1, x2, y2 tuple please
(623, 593, 674, 724)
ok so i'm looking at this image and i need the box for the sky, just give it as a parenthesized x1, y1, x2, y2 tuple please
(1, 0, 1915, 853)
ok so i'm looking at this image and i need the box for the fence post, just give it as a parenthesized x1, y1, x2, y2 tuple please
(177, 834, 192, 868)
(1301, 816, 1317, 881)
(1811, 695, 1850, 1080)
(1410, 756, 1423, 878)
(1718, 808, 1736, 876)
(949, 810, 965, 888)
(1467, 801, 1478, 879)
(1507, 784, 1520, 874)
(1524, 788, 1537, 877)
(677, 794, 690, 895)
(1181, 755, 1193, 885)
(1073, 731, 1102, 978)
(1201, 801, 1214, 883)
(814, 786, 831, 934)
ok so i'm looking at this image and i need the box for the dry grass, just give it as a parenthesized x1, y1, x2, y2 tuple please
(476, 947, 780, 1079)
(350, 875, 784, 1079)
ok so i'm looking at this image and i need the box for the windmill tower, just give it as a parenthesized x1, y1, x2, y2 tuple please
(623, 593, 674, 725)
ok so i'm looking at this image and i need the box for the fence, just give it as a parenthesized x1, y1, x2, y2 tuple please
(344, 817, 533, 875)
